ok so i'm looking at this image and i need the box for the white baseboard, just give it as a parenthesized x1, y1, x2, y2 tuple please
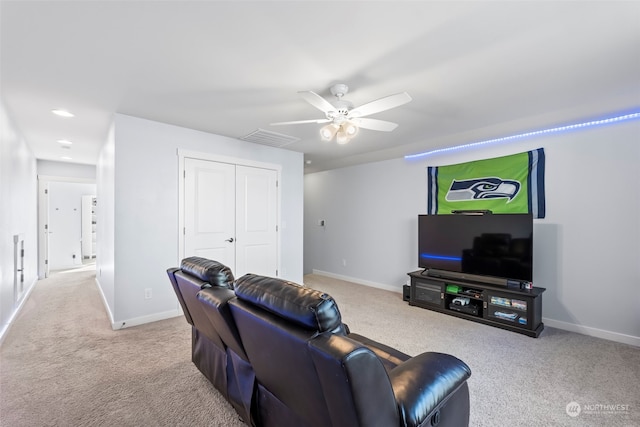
(0, 277, 38, 346)
(96, 278, 183, 331)
(111, 309, 183, 330)
(94, 278, 182, 330)
(311, 269, 402, 294)
(310, 270, 639, 348)
(542, 318, 639, 347)
(94, 277, 115, 326)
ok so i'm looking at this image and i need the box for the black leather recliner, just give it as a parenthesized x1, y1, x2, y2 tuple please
(166, 258, 234, 390)
(168, 257, 471, 427)
(230, 273, 471, 427)
(197, 285, 254, 424)
(167, 257, 254, 424)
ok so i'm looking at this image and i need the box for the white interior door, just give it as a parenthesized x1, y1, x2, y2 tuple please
(235, 166, 278, 278)
(38, 179, 50, 278)
(183, 157, 278, 277)
(184, 158, 236, 267)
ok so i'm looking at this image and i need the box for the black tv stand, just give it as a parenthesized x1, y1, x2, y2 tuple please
(408, 270, 546, 338)
(421, 268, 510, 288)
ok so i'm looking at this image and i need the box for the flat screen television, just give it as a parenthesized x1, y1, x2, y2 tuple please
(418, 213, 533, 285)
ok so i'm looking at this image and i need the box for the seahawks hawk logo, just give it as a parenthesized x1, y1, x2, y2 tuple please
(446, 177, 520, 202)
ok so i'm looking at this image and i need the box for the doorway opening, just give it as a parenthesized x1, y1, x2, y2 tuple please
(38, 176, 96, 278)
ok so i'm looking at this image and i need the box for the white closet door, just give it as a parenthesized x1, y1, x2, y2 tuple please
(235, 165, 278, 278)
(184, 158, 236, 267)
(183, 158, 278, 278)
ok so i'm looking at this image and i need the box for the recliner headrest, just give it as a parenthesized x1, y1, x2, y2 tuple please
(180, 257, 235, 289)
(234, 274, 344, 334)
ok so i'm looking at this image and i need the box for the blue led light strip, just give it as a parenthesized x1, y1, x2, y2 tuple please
(420, 253, 462, 262)
(405, 111, 640, 160)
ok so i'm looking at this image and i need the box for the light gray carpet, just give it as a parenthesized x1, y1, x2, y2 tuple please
(306, 275, 640, 427)
(0, 268, 244, 427)
(1, 269, 638, 426)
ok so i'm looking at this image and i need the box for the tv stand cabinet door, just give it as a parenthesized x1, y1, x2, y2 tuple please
(484, 290, 539, 332)
(410, 277, 444, 309)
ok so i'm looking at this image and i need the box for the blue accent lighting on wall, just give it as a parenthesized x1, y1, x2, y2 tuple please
(405, 111, 640, 160)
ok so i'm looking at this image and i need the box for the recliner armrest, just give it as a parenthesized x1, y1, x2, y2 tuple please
(389, 352, 471, 427)
(347, 333, 410, 372)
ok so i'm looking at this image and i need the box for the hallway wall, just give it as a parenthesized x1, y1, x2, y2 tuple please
(0, 100, 38, 341)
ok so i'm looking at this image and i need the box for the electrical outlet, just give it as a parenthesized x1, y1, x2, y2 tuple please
(342, 259, 347, 267)
(144, 288, 152, 299)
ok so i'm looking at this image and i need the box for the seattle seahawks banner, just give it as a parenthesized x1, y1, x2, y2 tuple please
(427, 148, 545, 218)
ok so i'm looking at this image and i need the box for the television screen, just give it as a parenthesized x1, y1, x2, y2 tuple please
(418, 213, 533, 282)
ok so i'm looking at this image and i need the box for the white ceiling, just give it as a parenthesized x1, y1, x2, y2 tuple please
(2, 1, 639, 173)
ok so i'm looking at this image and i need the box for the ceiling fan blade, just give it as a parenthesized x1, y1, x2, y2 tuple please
(271, 118, 331, 126)
(348, 92, 412, 118)
(299, 91, 337, 114)
(351, 118, 399, 132)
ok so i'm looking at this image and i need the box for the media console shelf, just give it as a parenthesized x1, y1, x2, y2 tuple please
(408, 270, 546, 338)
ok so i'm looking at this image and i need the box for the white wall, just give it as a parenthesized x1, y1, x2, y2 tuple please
(37, 160, 97, 180)
(96, 123, 116, 324)
(0, 100, 38, 341)
(304, 119, 640, 346)
(47, 182, 96, 270)
(97, 114, 304, 328)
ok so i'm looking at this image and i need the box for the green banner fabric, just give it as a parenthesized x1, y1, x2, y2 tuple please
(427, 148, 545, 218)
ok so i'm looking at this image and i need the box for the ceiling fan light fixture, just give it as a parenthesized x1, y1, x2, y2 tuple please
(344, 121, 359, 137)
(320, 124, 338, 141)
(272, 83, 411, 145)
(336, 129, 350, 145)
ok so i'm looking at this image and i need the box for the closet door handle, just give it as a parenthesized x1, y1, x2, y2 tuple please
(225, 237, 235, 243)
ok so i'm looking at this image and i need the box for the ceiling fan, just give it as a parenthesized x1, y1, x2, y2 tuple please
(271, 83, 412, 144)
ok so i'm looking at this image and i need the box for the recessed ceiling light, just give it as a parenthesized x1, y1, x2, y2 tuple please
(61, 156, 73, 160)
(56, 139, 73, 145)
(51, 109, 74, 118)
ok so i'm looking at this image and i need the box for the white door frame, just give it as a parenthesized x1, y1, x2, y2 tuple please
(37, 175, 96, 279)
(177, 150, 282, 272)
